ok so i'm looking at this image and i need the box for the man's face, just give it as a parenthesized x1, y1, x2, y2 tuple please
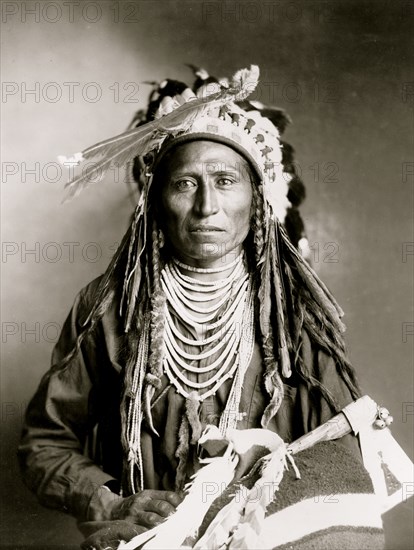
(158, 140, 254, 268)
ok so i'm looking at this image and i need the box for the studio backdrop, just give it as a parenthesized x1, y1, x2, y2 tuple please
(1, 1, 413, 548)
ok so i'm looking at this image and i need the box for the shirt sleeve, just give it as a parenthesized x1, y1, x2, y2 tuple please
(294, 329, 362, 457)
(241, 330, 362, 458)
(18, 282, 117, 521)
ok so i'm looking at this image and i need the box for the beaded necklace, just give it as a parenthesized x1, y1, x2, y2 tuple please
(160, 254, 255, 434)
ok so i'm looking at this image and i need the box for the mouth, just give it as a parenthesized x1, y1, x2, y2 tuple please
(190, 225, 223, 232)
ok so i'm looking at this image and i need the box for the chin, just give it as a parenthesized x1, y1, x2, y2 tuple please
(191, 242, 243, 264)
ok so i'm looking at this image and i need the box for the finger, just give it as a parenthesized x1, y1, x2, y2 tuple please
(125, 510, 165, 529)
(145, 499, 176, 518)
(143, 490, 181, 502)
(162, 491, 185, 508)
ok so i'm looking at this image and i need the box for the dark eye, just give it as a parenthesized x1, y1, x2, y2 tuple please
(172, 179, 196, 190)
(217, 177, 236, 187)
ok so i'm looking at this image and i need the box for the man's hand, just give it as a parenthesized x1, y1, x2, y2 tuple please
(81, 490, 184, 550)
(108, 490, 183, 529)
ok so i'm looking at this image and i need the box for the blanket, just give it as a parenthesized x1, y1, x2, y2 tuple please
(81, 441, 384, 550)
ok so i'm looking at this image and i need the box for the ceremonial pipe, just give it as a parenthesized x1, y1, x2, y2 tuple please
(287, 395, 379, 456)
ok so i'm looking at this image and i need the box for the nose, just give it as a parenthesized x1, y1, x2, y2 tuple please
(193, 182, 219, 217)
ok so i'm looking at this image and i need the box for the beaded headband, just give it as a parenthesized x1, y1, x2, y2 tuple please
(150, 101, 291, 222)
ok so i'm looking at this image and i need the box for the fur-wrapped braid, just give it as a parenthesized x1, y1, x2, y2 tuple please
(250, 183, 267, 266)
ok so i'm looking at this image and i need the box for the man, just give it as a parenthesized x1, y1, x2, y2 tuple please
(19, 66, 368, 548)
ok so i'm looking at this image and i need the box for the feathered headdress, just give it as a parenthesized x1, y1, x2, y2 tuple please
(61, 65, 291, 221)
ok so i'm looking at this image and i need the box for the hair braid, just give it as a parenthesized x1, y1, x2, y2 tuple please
(249, 184, 286, 426)
(250, 183, 266, 266)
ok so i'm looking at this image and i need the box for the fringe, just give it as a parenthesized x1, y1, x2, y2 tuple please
(120, 310, 150, 495)
(124, 215, 145, 331)
(120, 204, 140, 318)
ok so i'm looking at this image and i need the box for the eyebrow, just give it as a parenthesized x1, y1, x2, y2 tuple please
(170, 163, 249, 176)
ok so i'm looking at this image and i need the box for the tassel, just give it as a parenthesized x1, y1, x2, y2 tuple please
(121, 315, 150, 494)
(124, 207, 147, 331)
(120, 202, 142, 319)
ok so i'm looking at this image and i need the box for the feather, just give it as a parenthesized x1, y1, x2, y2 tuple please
(195, 429, 284, 550)
(63, 130, 165, 201)
(231, 65, 260, 102)
(229, 445, 288, 549)
(62, 66, 260, 201)
(193, 488, 246, 549)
